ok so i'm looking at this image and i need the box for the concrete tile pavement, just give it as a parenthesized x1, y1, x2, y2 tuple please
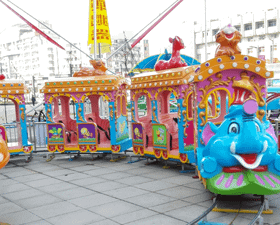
(0, 153, 277, 225)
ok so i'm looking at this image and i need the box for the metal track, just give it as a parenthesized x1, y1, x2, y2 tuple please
(187, 194, 221, 225)
(248, 195, 265, 225)
(187, 195, 266, 225)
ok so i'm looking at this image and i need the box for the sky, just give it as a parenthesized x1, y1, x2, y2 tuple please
(0, 0, 279, 58)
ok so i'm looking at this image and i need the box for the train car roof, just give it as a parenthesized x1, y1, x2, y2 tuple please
(129, 65, 199, 90)
(41, 74, 129, 94)
(0, 79, 29, 95)
(194, 55, 274, 82)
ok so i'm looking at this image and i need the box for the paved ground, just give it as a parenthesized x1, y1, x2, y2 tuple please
(0, 152, 279, 225)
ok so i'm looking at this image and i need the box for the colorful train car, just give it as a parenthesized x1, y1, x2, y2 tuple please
(129, 36, 201, 164)
(0, 76, 33, 157)
(130, 66, 199, 164)
(196, 25, 280, 195)
(41, 60, 132, 154)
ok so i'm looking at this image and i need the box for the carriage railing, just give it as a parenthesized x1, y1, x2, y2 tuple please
(3, 118, 133, 153)
(3, 122, 19, 143)
(4, 121, 47, 152)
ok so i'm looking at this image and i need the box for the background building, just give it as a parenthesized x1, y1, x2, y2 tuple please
(0, 21, 86, 96)
(194, 8, 280, 82)
(105, 38, 149, 75)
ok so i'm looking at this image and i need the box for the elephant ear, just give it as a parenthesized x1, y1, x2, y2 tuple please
(265, 120, 278, 143)
(202, 122, 218, 145)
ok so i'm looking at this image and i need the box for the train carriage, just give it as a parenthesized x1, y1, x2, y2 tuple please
(41, 60, 132, 154)
(195, 24, 280, 195)
(0, 76, 33, 157)
(129, 66, 199, 164)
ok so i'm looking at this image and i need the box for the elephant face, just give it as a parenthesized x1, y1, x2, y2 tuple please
(201, 99, 278, 175)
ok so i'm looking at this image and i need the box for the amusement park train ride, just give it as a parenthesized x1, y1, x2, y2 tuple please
(2, 0, 279, 223)
(1, 24, 280, 224)
(41, 59, 132, 161)
(0, 75, 32, 162)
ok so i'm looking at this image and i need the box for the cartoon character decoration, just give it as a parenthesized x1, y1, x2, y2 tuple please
(215, 24, 242, 57)
(0, 136, 10, 169)
(156, 128, 165, 143)
(199, 73, 280, 195)
(0, 74, 5, 80)
(73, 60, 107, 77)
(119, 121, 126, 134)
(80, 127, 93, 139)
(134, 127, 142, 139)
(49, 127, 62, 139)
(155, 36, 188, 71)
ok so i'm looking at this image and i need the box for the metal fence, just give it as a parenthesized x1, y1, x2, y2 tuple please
(4, 122, 48, 152)
(27, 122, 48, 152)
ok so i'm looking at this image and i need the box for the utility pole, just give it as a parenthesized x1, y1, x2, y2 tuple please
(32, 75, 36, 96)
(70, 64, 73, 77)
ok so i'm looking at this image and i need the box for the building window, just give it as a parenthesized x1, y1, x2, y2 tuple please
(248, 37, 253, 42)
(234, 25, 241, 31)
(259, 35, 265, 40)
(256, 21, 264, 29)
(245, 23, 252, 31)
(268, 19, 276, 27)
(260, 46, 265, 52)
(212, 29, 219, 36)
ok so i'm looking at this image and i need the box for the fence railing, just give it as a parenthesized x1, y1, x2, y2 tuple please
(4, 118, 133, 152)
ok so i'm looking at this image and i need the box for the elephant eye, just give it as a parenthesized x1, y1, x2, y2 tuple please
(228, 122, 239, 134)
(255, 122, 260, 132)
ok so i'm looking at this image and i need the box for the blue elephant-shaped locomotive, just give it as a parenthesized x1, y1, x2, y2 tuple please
(198, 98, 280, 195)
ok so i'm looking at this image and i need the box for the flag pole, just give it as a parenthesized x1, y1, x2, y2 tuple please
(93, 0, 97, 59)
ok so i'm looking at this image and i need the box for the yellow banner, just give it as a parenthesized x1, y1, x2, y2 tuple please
(88, 0, 112, 46)
(90, 43, 111, 54)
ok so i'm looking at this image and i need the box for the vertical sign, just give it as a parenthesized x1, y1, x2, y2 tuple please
(88, 0, 112, 52)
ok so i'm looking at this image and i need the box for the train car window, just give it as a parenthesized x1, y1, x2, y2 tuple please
(69, 98, 75, 120)
(169, 93, 178, 113)
(207, 90, 229, 124)
(58, 99, 62, 116)
(100, 97, 109, 118)
(137, 95, 147, 118)
(84, 97, 92, 114)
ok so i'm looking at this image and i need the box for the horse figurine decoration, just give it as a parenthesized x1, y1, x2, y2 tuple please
(155, 36, 188, 71)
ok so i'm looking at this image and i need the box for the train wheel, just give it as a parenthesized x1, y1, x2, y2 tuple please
(48, 145, 56, 152)
(139, 147, 145, 156)
(179, 153, 189, 163)
(79, 145, 87, 152)
(154, 149, 162, 158)
(133, 146, 139, 155)
(89, 145, 97, 153)
(112, 145, 121, 153)
(162, 150, 168, 160)
(57, 145, 65, 153)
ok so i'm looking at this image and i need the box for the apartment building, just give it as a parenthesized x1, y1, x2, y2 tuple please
(194, 8, 280, 80)
(0, 22, 84, 94)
